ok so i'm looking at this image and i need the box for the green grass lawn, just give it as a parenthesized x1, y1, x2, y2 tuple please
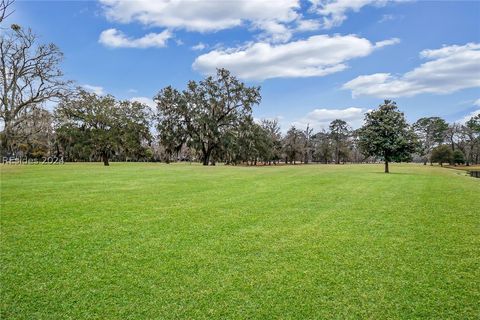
(1, 163, 479, 319)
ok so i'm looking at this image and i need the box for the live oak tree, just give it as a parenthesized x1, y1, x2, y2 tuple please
(117, 99, 153, 161)
(227, 116, 264, 165)
(55, 90, 151, 166)
(329, 119, 350, 164)
(155, 68, 261, 165)
(413, 117, 448, 165)
(283, 126, 305, 164)
(154, 86, 187, 163)
(0, 23, 70, 155)
(261, 119, 282, 164)
(311, 130, 333, 163)
(358, 100, 417, 173)
(12, 107, 54, 158)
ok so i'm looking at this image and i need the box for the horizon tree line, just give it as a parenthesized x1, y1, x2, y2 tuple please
(1, 5, 479, 170)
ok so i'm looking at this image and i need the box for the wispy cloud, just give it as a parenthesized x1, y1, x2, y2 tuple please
(99, 28, 172, 48)
(309, 0, 407, 29)
(191, 42, 207, 51)
(379, 14, 396, 23)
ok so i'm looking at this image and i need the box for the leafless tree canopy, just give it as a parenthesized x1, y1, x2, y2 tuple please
(1, 25, 70, 153)
(0, 0, 15, 24)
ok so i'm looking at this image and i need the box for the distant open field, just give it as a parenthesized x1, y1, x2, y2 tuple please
(1, 163, 479, 319)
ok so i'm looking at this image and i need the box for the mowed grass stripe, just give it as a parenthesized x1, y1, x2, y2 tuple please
(1, 163, 479, 319)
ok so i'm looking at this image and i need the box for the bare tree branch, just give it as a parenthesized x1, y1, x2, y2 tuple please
(0, 0, 15, 24)
(1, 24, 72, 154)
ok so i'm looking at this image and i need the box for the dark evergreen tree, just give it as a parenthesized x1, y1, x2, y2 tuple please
(358, 100, 418, 173)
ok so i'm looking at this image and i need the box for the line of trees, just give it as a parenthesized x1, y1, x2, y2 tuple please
(3, 73, 479, 170)
(1, 2, 479, 170)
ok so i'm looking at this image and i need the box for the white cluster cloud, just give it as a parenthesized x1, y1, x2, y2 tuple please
(474, 98, 480, 107)
(97, 0, 406, 48)
(98, 0, 403, 33)
(99, 28, 171, 48)
(100, 0, 299, 32)
(82, 84, 105, 95)
(343, 43, 480, 98)
(99, 0, 300, 44)
(193, 34, 398, 81)
(292, 107, 366, 130)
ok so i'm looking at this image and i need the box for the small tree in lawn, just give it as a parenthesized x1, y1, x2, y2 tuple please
(452, 150, 465, 165)
(431, 145, 453, 166)
(358, 100, 417, 173)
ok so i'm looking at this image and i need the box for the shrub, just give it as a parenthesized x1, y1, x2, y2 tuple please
(453, 150, 465, 165)
(431, 145, 453, 166)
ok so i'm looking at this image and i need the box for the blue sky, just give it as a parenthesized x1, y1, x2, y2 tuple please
(9, 0, 480, 130)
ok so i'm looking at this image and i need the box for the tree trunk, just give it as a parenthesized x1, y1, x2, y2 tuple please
(202, 148, 212, 166)
(1, 122, 13, 156)
(384, 160, 389, 173)
(202, 155, 209, 165)
(102, 152, 109, 166)
(55, 143, 61, 158)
